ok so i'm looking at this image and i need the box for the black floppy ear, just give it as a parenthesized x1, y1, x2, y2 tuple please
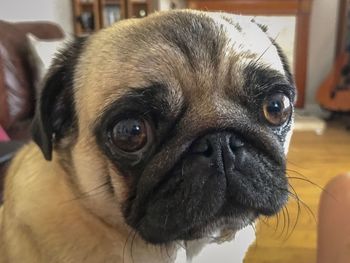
(32, 37, 86, 161)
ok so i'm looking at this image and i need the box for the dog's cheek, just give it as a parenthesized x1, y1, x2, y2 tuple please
(107, 163, 136, 207)
(70, 135, 126, 227)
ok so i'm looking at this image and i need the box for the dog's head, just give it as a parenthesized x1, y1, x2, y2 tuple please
(32, 10, 295, 244)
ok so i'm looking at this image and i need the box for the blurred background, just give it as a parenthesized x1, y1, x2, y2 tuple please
(0, 0, 350, 262)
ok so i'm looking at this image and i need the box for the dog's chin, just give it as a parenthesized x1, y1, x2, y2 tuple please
(135, 204, 259, 245)
(175, 209, 258, 242)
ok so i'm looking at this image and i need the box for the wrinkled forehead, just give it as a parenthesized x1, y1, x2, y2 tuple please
(74, 11, 286, 123)
(207, 12, 285, 73)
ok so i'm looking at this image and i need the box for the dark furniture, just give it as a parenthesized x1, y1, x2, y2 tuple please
(0, 20, 65, 202)
(0, 20, 64, 140)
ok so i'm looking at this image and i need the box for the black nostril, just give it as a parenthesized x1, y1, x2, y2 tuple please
(191, 132, 244, 158)
(202, 142, 213, 157)
(190, 138, 213, 157)
(229, 136, 244, 151)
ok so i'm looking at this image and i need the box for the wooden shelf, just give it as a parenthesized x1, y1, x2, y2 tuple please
(72, 0, 101, 36)
(72, 0, 152, 36)
(126, 0, 151, 18)
(81, 2, 94, 7)
(129, 0, 148, 3)
(103, 0, 121, 5)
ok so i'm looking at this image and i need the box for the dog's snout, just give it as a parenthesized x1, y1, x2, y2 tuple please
(190, 132, 244, 159)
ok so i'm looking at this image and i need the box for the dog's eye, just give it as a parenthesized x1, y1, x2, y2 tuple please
(263, 94, 292, 126)
(111, 119, 149, 152)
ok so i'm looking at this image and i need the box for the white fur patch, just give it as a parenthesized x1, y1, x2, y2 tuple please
(175, 225, 256, 263)
(207, 13, 285, 74)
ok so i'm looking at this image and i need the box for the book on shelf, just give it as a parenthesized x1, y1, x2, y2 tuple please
(103, 5, 121, 27)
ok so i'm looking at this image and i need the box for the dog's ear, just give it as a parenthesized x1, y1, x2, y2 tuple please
(32, 37, 86, 161)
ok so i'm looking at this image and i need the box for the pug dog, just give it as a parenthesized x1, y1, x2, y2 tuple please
(0, 10, 295, 263)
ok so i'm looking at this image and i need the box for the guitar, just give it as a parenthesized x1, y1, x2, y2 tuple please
(317, 51, 350, 112)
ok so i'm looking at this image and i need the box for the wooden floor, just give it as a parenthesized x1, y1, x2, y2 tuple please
(244, 122, 350, 263)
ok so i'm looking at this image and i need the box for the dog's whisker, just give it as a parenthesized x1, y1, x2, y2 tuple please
(164, 243, 172, 261)
(258, 216, 272, 232)
(286, 168, 310, 179)
(130, 230, 138, 263)
(282, 205, 292, 241)
(270, 186, 301, 241)
(277, 206, 287, 239)
(60, 181, 110, 204)
(274, 210, 280, 234)
(163, 204, 169, 231)
(279, 208, 287, 238)
(174, 240, 186, 250)
(251, 32, 280, 66)
(286, 160, 305, 169)
(248, 222, 259, 249)
(250, 222, 257, 236)
(123, 228, 136, 263)
(287, 169, 337, 201)
(286, 187, 301, 241)
(288, 188, 316, 224)
(287, 174, 334, 199)
(272, 206, 285, 239)
(272, 182, 316, 242)
(273, 208, 280, 237)
(249, 222, 258, 249)
(286, 205, 292, 239)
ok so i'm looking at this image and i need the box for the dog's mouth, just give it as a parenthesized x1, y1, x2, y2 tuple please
(125, 132, 288, 244)
(127, 163, 287, 244)
(134, 184, 260, 244)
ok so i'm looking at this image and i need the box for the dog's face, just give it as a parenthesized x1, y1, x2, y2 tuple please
(32, 11, 295, 244)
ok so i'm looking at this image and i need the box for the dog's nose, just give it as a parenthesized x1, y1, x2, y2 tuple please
(190, 132, 244, 158)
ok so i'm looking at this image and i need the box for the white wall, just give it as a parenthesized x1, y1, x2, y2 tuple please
(0, 0, 73, 34)
(306, 0, 340, 107)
